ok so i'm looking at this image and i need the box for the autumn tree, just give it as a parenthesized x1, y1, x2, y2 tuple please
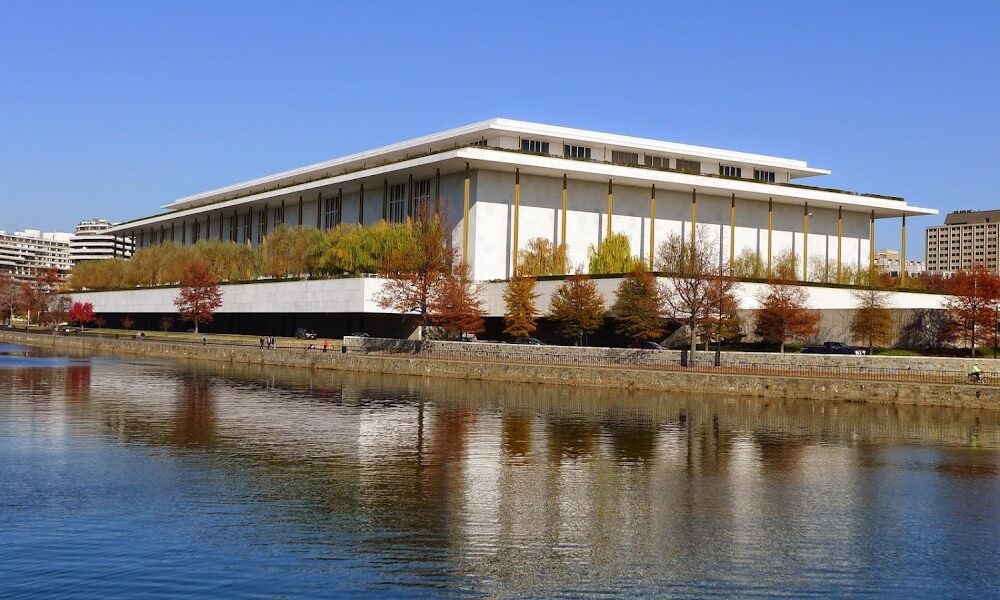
(611, 265, 665, 341)
(375, 217, 452, 338)
(658, 227, 736, 352)
(0, 271, 18, 325)
(120, 315, 136, 331)
(16, 282, 39, 323)
(548, 273, 606, 345)
(588, 232, 641, 275)
(700, 277, 742, 346)
(753, 283, 820, 353)
(68, 302, 96, 328)
(173, 263, 224, 334)
(519, 238, 569, 276)
(943, 267, 1000, 357)
(34, 267, 61, 325)
(430, 264, 485, 339)
(850, 288, 894, 354)
(46, 296, 72, 327)
(503, 276, 540, 338)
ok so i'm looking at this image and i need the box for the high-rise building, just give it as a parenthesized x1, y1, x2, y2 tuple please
(69, 219, 133, 262)
(925, 209, 1000, 275)
(0, 229, 73, 282)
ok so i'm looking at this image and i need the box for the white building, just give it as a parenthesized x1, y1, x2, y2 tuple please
(109, 119, 935, 282)
(875, 249, 925, 279)
(0, 229, 73, 282)
(70, 219, 133, 262)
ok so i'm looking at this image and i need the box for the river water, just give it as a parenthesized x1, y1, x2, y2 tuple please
(0, 344, 997, 599)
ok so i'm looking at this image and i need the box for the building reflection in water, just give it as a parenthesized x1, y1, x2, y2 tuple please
(1, 353, 996, 594)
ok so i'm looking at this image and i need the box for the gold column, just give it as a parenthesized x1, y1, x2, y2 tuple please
(837, 206, 843, 283)
(407, 174, 414, 221)
(767, 198, 773, 274)
(869, 210, 876, 273)
(690, 189, 697, 251)
(462, 163, 470, 265)
(560, 174, 568, 259)
(729, 193, 736, 271)
(382, 179, 388, 222)
(649, 185, 656, 270)
(434, 169, 441, 219)
(901, 214, 907, 285)
(513, 169, 521, 275)
(359, 183, 365, 225)
(606, 179, 613, 240)
(802, 203, 810, 281)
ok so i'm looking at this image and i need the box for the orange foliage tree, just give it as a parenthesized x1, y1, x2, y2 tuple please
(753, 283, 820, 353)
(944, 267, 1000, 357)
(431, 264, 485, 339)
(173, 263, 223, 334)
(503, 276, 540, 338)
(548, 273, 606, 346)
(611, 265, 665, 341)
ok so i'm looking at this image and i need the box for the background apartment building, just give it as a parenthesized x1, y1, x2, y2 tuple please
(875, 249, 925, 279)
(925, 209, 1000, 275)
(0, 229, 73, 282)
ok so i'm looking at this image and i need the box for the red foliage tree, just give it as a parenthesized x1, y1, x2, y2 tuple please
(944, 267, 1000, 357)
(753, 283, 820, 353)
(173, 263, 223, 334)
(68, 302, 96, 328)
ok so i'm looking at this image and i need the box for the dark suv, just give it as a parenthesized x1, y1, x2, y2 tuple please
(513, 337, 545, 346)
(294, 328, 317, 340)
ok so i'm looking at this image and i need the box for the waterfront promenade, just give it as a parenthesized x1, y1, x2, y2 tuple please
(2, 330, 997, 409)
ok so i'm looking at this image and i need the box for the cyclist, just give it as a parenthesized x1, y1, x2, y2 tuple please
(970, 363, 983, 383)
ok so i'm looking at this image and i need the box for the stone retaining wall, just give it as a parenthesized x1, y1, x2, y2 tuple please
(3, 331, 998, 410)
(344, 337, 999, 374)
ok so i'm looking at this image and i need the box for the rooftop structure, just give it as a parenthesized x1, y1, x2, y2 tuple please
(70, 219, 133, 262)
(110, 118, 935, 282)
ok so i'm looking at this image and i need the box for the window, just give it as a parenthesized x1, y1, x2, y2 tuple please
(191, 221, 201, 243)
(644, 155, 669, 169)
(521, 139, 549, 154)
(754, 169, 776, 183)
(611, 150, 639, 165)
(719, 165, 742, 178)
(413, 178, 432, 218)
(471, 138, 488, 148)
(258, 209, 267, 241)
(229, 216, 238, 242)
(387, 183, 406, 223)
(273, 205, 284, 228)
(676, 159, 701, 174)
(564, 144, 591, 159)
(323, 194, 341, 229)
(242, 213, 251, 243)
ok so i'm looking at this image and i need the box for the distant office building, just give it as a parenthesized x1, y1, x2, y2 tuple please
(69, 219, 133, 262)
(925, 209, 1000, 275)
(875, 248, 924, 278)
(0, 229, 73, 282)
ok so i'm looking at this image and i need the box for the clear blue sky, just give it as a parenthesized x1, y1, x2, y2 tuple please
(3, 1, 998, 258)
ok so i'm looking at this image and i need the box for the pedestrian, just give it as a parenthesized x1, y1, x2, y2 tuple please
(201, 335, 207, 346)
(271, 336, 276, 349)
(322, 339, 329, 353)
(259, 337, 265, 350)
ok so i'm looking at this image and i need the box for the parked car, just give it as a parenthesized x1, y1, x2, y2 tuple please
(294, 328, 317, 340)
(454, 333, 478, 342)
(801, 341, 866, 355)
(628, 340, 664, 350)
(513, 337, 545, 346)
(349, 331, 370, 338)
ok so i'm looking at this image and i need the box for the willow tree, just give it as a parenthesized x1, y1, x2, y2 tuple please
(519, 238, 568, 276)
(587, 232, 641, 275)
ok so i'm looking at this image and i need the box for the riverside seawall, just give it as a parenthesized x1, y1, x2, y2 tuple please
(3, 331, 998, 409)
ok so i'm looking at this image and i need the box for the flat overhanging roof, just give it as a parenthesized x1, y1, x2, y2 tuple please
(110, 147, 934, 234)
(159, 118, 831, 212)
